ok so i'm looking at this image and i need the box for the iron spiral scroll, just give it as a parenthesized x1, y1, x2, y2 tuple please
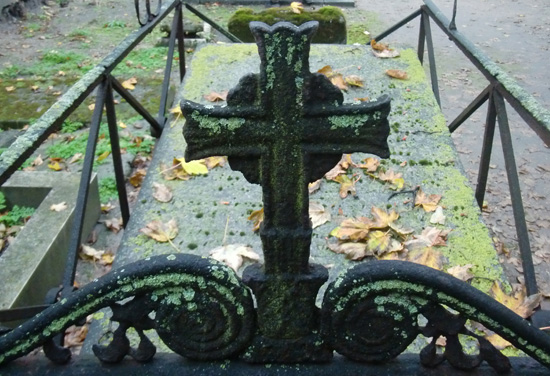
(321, 260, 550, 371)
(0, 254, 255, 365)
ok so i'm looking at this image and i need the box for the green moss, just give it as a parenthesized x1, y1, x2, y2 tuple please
(228, 6, 346, 44)
(191, 111, 245, 135)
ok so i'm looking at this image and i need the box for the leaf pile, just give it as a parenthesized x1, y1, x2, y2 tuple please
(317, 66, 364, 92)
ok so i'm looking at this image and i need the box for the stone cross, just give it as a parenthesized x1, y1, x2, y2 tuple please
(182, 21, 391, 361)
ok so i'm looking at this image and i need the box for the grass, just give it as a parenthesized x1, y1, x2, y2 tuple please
(98, 177, 118, 202)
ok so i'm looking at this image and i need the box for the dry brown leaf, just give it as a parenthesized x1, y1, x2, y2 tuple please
(204, 91, 228, 102)
(370, 39, 388, 51)
(404, 227, 449, 250)
(64, 325, 88, 348)
(370, 206, 399, 229)
(308, 179, 322, 194)
(378, 169, 404, 190)
(104, 217, 123, 233)
(491, 282, 542, 318)
(248, 208, 264, 232)
(327, 241, 370, 260)
(129, 168, 147, 187)
(330, 216, 372, 241)
(415, 189, 442, 212)
(317, 65, 334, 76)
(152, 182, 173, 203)
(447, 264, 474, 281)
(333, 175, 358, 198)
(330, 74, 348, 91)
(372, 49, 400, 58)
(204, 156, 226, 169)
(210, 244, 260, 272)
(50, 202, 68, 212)
(140, 219, 178, 242)
(386, 69, 409, 80)
(357, 157, 380, 172)
(309, 202, 331, 229)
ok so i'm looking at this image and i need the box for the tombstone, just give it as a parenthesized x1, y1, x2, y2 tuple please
(182, 21, 390, 361)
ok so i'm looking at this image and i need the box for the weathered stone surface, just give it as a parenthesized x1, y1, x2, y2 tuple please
(84, 42, 505, 356)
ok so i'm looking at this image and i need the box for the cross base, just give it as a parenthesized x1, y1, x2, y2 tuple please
(241, 264, 329, 362)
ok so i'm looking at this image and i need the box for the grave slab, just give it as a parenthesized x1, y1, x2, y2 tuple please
(0, 172, 100, 323)
(84, 40, 506, 356)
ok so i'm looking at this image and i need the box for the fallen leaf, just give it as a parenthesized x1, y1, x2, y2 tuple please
(100, 252, 115, 265)
(309, 202, 331, 229)
(357, 157, 380, 172)
(31, 85, 39, 92)
(308, 179, 322, 194)
(485, 334, 512, 350)
(169, 105, 182, 115)
(370, 39, 388, 51)
(247, 208, 264, 232)
(121, 77, 138, 90)
(64, 325, 88, 348)
(129, 168, 146, 187)
(68, 153, 83, 164)
(447, 264, 474, 281)
(204, 91, 228, 102)
(325, 155, 351, 180)
(327, 240, 370, 260)
(5, 86, 15, 92)
(407, 247, 445, 270)
(330, 74, 348, 91)
(50, 202, 68, 212)
(404, 227, 449, 250)
(329, 216, 372, 241)
(290, 1, 303, 14)
(491, 282, 542, 318)
(345, 75, 364, 88)
(371, 40, 400, 58)
(386, 69, 409, 80)
(140, 219, 178, 242)
(415, 189, 442, 212)
(333, 174, 358, 198)
(174, 158, 209, 176)
(354, 97, 370, 102)
(88, 103, 95, 111)
(210, 244, 260, 271)
(118, 121, 127, 129)
(80, 244, 104, 261)
(31, 155, 44, 167)
(370, 206, 399, 229)
(152, 182, 173, 203)
(430, 206, 446, 225)
(101, 203, 115, 212)
(203, 156, 226, 169)
(317, 65, 334, 76)
(57, 71, 66, 77)
(105, 217, 123, 233)
(378, 169, 404, 190)
(48, 161, 63, 171)
(367, 230, 403, 256)
(96, 150, 110, 162)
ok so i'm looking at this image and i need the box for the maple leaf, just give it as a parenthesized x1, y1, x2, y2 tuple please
(325, 155, 352, 180)
(290, 1, 303, 14)
(152, 182, 173, 203)
(210, 244, 260, 272)
(330, 74, 348, 91)
(140, 219, 178, 242)
(50, 202, 68, 212)
(378, 169, 404, 190)
(327, 240, 370, 260)
(491, 282, 542, 319)
(204, 91, 228, 102)
(357, 157, 380, 173)
(404, 227, 449, 251)
(333, 174, 359, 198)
(309, 202, 331, 229)
(329, 216, 371, 241)
(447, 264, 474, 281)
(407, 247, 445, 270)
(248, 208, 264, 232)
(104, 217, 123, 233)
(386, 69, 409, 80)
(367, 230, 397, 256)
(121, 77, 138, 90)
(308, 179, 322, 194)
(415, 189, 442, 212)
(370, 206, 399, 229)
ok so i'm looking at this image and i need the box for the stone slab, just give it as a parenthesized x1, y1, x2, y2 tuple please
(84, 43, 504, 353)
(0, 172, 100, 321)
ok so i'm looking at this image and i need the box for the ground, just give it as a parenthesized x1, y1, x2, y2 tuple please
(0, 0, 549, 351)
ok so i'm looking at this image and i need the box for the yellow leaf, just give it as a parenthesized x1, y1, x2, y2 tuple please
(121, 77, 138, 90)
(31, 85, 39, 92)
(118, 121, 127, 129)
(367, 230, 392, 255)
(491, 282, 542, 319)
(129, 168, 146, 187)
(378, 169, 404, 190)
(407, 247, 445, 270)
(386, 69, 409, 80)
(357, 157, 380, 172)
(485, 334, 513, 350)
(178, 158, 208, 175)
(247, 208, 264, 232)
(370, 206, 399, 229)
(169, 105, 182, 115)
(57, 70, 66, 76)
(415, 189, 442, 212)
(333, 175, 358, 198)
(5, 86, 15, 92)
(140, 219, 178, 242)
(317, 65, 334, 76)
(96, 150, 110, 162)
(290, 1, 303, 14)
(48, 161, 62, 171)
(330, 73, 348, 91)
(329, 217, 371, 241)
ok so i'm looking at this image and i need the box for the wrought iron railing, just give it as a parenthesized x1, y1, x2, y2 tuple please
(0, 0, 549, 374)
(0, 0, 185, 322)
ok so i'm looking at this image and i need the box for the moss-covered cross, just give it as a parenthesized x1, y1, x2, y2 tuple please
(183, 21, 391, 276)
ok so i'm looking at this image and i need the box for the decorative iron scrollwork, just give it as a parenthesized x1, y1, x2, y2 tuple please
(321, 260, 550, 372)
(0, 254, 254, 365)
(134, 0, 162, 26)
